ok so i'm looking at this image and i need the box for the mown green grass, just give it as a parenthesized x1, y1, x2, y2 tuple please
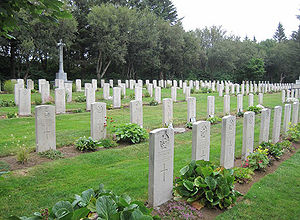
(217, 149, 300, 220)
(0, 101, 285, 219)
(0, 90, 282, 156)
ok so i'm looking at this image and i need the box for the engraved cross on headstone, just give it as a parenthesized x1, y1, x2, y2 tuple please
(160, 163, 168, 182)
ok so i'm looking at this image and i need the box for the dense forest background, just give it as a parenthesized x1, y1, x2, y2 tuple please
(1, 0, 300, 83)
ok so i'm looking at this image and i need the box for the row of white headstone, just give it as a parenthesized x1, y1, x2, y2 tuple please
(147, 101, 299, 207)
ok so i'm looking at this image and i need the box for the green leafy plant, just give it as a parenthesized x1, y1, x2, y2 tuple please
(6, 112, 18, 119)
(200, 88, 212, 93)
(144, 91, 150, 97)
(11, 183, 159, 219)
(174, 160, 242, 209)
(99, 139, 118, 148)
(246, 106, 262, 114)
(71, 108, 83, 113)
(17, 147, 30, 164)
(286, 123, 300, 142)
(279, 140, 294, 152)
(113, 123, 148, 144)
(186, 122, 193, 129)
(75, 136, 100, 152)
(75, 95, 86, 102)
(242, 146, 269, 171)
(206, 116, 222, 124)
(149, 99, 158, 106)
(33, 96, 42, 105)
(4, 80, 16, 94)
(233, 167, 254, 184)
(237, 110, 244, 117)
(191, 88, 195, 94)
(260, 141, 284, 160)
(0, 100, 16, 107)
(38, 150, 64, 160)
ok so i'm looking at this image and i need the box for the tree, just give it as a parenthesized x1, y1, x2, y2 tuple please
(273, 22, 287, 42)
(88, 4, 133, 80)
(0, 0, 71, 38)
(240, 57, 266, 81)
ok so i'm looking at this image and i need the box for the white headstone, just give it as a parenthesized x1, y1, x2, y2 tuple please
(91, 102, 106, 140)
(55, 88, 66, 114)
(259, 108, 271, 143)
(292, 101, 299, 125)
(148, 128, 174, 207)
(242, 111, 255, 160)
(92, 79, 97, 90)
(35, 105, 56, 152)
(155, 87, 161, 104)
(258, 93, 263, 105)
(163, 98, 173, 126)
(187, 97, 196, 122)
(248, 93, 254, 106)
(135, 86, 142, 102)
(171, 87, 177, 102)
(220, 115, 236, 169)
(130, 100, 143, 127)
(103, 83, 110, 100)
(64, 83, 72, 103)
(86, 87, 95, 111)
(18, 88, 31, 116)
(207, 96, 215, 117)
(76, 79, 82, 92)
(113, 87, 121, 108)
(237, 94, 243, 113)
(272, 106, 282, 144)
(223, 95, 230, 115)
(192, 121, 210, 161)
(283, 104, 291, 134)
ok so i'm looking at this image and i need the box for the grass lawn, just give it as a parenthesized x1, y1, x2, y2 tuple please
(0, 89, 292, 219)
(217, 149, 300, 220)
(0, 89, 283, 156)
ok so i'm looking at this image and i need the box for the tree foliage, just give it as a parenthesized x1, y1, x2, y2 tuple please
(0, 2, 300, 83)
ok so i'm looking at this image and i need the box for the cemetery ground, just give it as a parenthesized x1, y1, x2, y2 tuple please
(0, 89, 299, 219)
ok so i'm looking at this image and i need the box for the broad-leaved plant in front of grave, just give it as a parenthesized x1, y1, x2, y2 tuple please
(246, 106, 262, 114)
(10, 184, 160, 220)
(286, 122, 300, 142)
(113, 123, 148, 144)
(174, 160, 242, 210)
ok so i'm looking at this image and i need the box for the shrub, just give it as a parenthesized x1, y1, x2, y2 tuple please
(113, 123, 148, 144)
(0, 100, 16, 107)
(38, 150, 64, 160)
(201, 88, 212, 93)
(191, 88, 195, 94)
(206, 116, 222, 124)
(246, 106, 262, 114)
(72, 83, 76, 92)
(233, 167, 254, 184)
(12, 183, 159, 220)
(17, 147, 30, 164)
(286, 123, 300, 142)
(149, 99, 158, 106)
(99, 139, 118, 148)
(174, 160, 242, 209)
(260, 141, 284, 160)
(75, 136, 100, 152)
(4, 80, 16, 93)
(71, 108, 83, 113)
(242, 146, 269, 171)
(75, 95, 86, 102)
(7, 112, 18, 119)
(280, 140, 294, 152)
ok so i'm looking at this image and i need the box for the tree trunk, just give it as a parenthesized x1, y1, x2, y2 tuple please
(100, 60, 111, 78)
(96, 50, 102, 80)
(10, 40, 17, 79)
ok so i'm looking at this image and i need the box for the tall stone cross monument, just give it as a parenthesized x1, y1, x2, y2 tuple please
(56, 39, 68, 81)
